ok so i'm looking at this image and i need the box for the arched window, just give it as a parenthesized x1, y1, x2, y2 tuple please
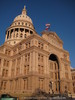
(49, 54, 60, 92)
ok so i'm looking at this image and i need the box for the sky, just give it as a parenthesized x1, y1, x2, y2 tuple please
(0, 0, 75, 68)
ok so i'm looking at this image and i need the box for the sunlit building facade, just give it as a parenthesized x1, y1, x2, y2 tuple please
(71, 68, 75, 93)
(0, 6, 73, 98)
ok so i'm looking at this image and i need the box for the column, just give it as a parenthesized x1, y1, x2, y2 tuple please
(0, 80, 2, 91)
(46, 56, 49, 74)
(12, 29, 13, 39)
(22, 55, 25, 75)
(21, 78, 24, 91)
(15, 59, 17, 76)
(0, 59, 4, 76)
(18, 28, 20, 38)
(35, 52, 38, 72)
(23, 29, 25, 38)
(14, 29, 15, 38)
(29, 52, 32, 72)
(44, 55, 46, 74)
(28, 77, 32, 90)
(13, 80, 15, 91)
(20, 56, 22, 74)
(3, 47, 6, 54)
(8, 60, 12, 77)
(7, 80, 10, 91)
(32, 51, 35, 71)
(5, 32, 8, 41)
(9, 31, 10, 39)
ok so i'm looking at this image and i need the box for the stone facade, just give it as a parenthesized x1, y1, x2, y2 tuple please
(0, 6, 73, 98)
(71, 68, 75, 93)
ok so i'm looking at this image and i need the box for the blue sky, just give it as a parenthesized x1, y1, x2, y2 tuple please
(0, 0, 75, 68)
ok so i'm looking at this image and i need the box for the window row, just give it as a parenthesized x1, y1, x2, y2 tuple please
(11, 65, 30, 77)
(7, 28, 33, 39)
(13, 43, 31, 55)
(12, 21, 32, 28)
(1, 78, 44, 91)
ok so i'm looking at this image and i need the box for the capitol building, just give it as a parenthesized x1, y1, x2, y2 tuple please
(0, 6, 74, 98)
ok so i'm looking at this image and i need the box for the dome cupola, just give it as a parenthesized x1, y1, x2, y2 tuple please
(13, 6, 33, 24)
(5, 6, 35, 45)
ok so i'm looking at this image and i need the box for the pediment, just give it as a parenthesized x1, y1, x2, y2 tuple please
(48, 31, 63, 44)
(42, 31, 63, 49)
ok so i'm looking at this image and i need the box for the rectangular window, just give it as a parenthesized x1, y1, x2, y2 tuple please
(24, 78, 28, 90)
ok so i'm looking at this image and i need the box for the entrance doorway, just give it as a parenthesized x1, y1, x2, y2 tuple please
(49, 54, 60, 93)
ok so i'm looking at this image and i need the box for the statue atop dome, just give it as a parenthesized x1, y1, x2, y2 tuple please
(22, 5, 27, 15)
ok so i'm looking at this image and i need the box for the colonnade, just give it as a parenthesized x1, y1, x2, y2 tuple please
(5, 28, 33, 40)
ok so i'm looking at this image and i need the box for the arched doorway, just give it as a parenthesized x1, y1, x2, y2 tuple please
(49, 54, 60, 93)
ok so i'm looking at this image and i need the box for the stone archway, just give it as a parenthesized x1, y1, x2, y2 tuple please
(49, 54, 60, 94)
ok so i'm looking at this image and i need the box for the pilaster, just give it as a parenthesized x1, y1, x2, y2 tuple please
(44, 55, 46, 74)
(0, 59, 4, 76)
(35, 52, 38, 72)
(8, 60, 12, 77)
(32, 51, 36, 71)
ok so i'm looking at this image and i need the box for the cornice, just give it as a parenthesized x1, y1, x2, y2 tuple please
(0, 53, 12, 60)
(0, 32, 69, 57)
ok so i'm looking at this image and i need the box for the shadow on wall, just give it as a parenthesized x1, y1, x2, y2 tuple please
(25, 88, 72, 100)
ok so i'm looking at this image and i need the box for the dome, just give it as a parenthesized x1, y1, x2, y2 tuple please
(5, 6, 36, 45)
(14, 14, 33, 24)
(13, 6, 33, 24)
